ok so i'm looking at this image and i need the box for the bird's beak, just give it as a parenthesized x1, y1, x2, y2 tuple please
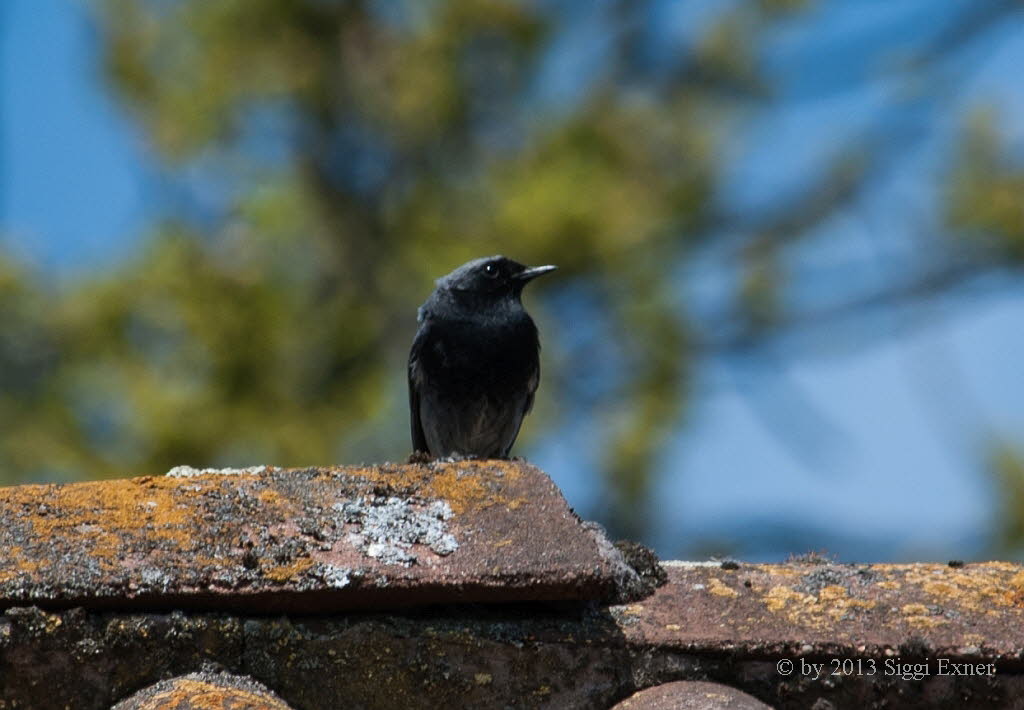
(515, 264, 557, 282)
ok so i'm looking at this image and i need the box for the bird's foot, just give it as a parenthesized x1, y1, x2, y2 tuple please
(406, 450, 433, 464)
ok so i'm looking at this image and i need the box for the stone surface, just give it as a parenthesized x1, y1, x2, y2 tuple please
(623, 560, 1024, 658)
(2, 563, 1024, 709)
(610, 681, 773, 709)
(3, 463, 1024, 708)
(0, 461, 642, 611)
(110, 671, 294, 710)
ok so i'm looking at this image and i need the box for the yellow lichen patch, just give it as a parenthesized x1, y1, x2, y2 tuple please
(765, 585, 811, 613)
(905, 614, 946, 630)
(407, 467, 492, 515)
(876, 580, 901, 590)
(904, 564, 1024, 613)
(818, 585, 848, 602)
(922, 581, 956, 598)
(191, 555, 225, 570)
(263, 557, 314, 583)
(816, 586, 876, 622)
(763, 583, 875, 628)
(707, 577, 739, 598)
(1004, 571, 1024, 607)
(897, 602, 945, 629)
(41, 611, 62, 634)
(984, 561, 1022, 572)
(762, 565, 801, 578)
(332, 461, 528, 514)
(835, 599, 875, 620)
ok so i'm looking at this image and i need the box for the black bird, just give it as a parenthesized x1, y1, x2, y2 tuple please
(408, 255, 556, 459)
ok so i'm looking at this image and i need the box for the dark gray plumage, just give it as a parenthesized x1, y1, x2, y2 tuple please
(408, 255, 556, 459)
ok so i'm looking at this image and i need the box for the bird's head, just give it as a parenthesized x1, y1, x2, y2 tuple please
(437, 255, 557, 302)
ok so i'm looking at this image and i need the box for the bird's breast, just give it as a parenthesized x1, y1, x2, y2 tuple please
(420, 316, 538, 395)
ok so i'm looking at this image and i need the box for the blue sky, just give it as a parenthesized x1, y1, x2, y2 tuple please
(3, 0, 1024, 561)
(531, 0, 1024, 561)
(1, 0, 151, 271)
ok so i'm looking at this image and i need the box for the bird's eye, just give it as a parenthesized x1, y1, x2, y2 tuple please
(483, 263, 499, 278)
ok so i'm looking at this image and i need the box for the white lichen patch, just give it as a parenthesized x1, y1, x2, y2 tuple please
(165, 465, 268, 478)
(316, 564, 353, 589)
(334, 497, 458, 567)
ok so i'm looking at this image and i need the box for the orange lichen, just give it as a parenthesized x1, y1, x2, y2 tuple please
(263, 557, 315, 583)
(128, 678, 291, 710)
(0, 548, 39, 584)
(327, 460, 529, 514)
(11, 477, 192, 539)
(256, 489, 288, 506)
(0, 460, 558, 598)
(1, 475, 214, 579)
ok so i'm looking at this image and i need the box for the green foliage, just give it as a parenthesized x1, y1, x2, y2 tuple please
(990, 446, 1024, 557)
(1, 0, 1022, 546)
(0, 2, 733, 528)
(948, 111, 1024, 262)
(85, 0, 742, 537)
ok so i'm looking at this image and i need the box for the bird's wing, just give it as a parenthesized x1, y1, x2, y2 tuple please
(496, 365, 539, 459)
(408, 323, 430, 454)
(522, 362, 539, 416)
(497, 352, 540, 456)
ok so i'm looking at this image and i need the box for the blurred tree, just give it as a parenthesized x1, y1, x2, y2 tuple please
(1, 0, 1022, 545)
(991, 446, 1024, 554)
